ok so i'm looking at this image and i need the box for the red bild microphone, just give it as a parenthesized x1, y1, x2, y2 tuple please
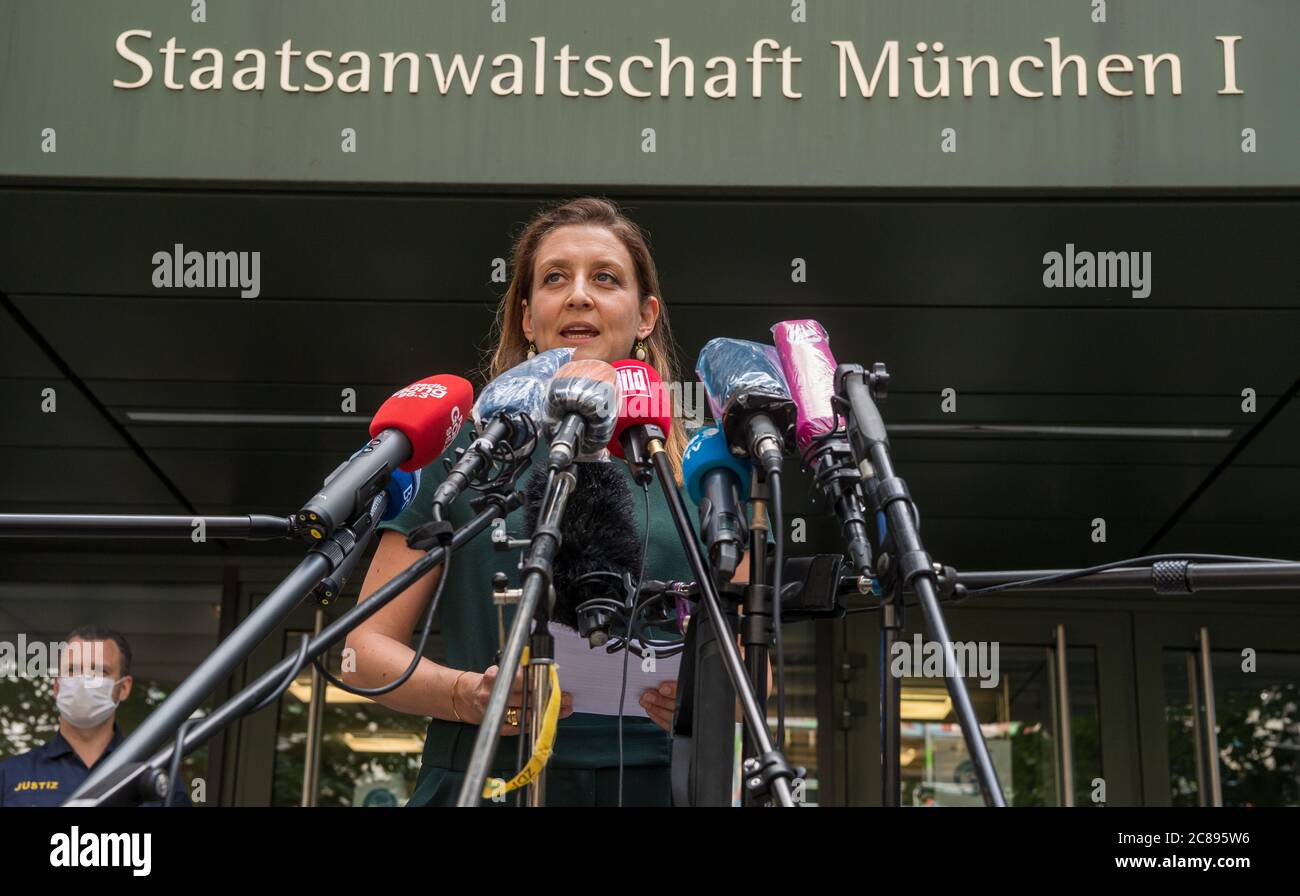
(609, 360, 672, 463)
(369, 374, 474, 472)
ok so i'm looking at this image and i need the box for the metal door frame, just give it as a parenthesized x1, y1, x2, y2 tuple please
(1133, 609, 1300, 807)
(837, 605, 1140, 806)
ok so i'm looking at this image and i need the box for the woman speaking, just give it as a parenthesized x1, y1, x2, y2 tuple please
(345, 196, 700, 806)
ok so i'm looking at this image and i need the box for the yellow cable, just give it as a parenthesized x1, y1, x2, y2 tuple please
(482, 659, 561, 801)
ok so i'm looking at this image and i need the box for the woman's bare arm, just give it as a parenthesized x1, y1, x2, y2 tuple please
(341, 530, 461, 718)
(342, 530, 568, 731)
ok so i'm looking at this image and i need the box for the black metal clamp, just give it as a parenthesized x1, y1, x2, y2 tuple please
(741, 750, 804, 803)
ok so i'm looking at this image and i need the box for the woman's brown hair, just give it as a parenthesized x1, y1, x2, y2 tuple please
(482, 196, 687, 482)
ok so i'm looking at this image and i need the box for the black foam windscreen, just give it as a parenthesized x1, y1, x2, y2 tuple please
(521, 462, 643, 631)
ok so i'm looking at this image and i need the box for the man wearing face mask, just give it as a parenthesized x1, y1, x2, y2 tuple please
(0, 625, 190, 807)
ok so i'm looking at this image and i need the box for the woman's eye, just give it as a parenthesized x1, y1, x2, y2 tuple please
(544, 272, 562, 283)
(598, 272, 617, 283)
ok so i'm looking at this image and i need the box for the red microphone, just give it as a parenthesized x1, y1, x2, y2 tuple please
(609, 360, 672, 479)
(369, 374, 474, 471)
(298, 374, 472, 539)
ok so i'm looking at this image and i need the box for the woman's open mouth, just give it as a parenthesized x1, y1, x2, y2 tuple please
(559, 323, 601, 343)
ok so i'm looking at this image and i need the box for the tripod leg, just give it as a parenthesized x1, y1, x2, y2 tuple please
(913, 576, 1007, 806)
(881, 587, 903, 807)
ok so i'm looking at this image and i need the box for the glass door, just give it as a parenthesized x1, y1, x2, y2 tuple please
(1136, 610, 1300, 807)
(841, 605, 1140, 806)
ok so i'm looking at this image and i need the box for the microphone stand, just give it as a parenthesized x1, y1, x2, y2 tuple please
(457, 466, 573, 806)
(947, 560, 1300, 594)
(64, 500, 383, 802)
(623, 429, 797, 807)
(739, 472, 774, 807)
(836, 362, 1009, 808)
(0, 513, 294, 539)
(66, 490, 520, 806)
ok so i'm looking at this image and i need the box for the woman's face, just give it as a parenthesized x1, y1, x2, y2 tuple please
(522, 224, 660, 364)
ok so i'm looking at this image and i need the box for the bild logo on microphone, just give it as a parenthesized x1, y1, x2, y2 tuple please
(616, 366, 650, 396)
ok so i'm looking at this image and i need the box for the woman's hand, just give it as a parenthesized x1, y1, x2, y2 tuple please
(640, 680, 677, 732)
(455, 665, 574, 735)
(636, 630, 772, 732)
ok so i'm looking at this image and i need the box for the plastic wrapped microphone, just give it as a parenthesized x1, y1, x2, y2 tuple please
(694, 337, 796, 476)
(771, 319, 874, 575)
(545, 358, 621, 468)
(521, 461, 643, 642)
(429, 349, 576, 517)
(771, 320, 838, 454)
(471, 347, 574, 436)
(696, 338, 787, 419)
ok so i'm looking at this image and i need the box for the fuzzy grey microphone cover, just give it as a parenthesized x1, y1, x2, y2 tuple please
(521, 462, 643, 631)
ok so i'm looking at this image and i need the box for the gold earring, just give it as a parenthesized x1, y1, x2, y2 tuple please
(526, 341, 537, 360)
(634, 339, 647, 361)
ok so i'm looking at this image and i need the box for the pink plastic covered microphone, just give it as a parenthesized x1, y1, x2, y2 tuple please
(771, 319, 839, 455)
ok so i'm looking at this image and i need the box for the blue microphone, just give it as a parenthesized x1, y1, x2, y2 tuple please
(683, 426, 752, 580)
(381, 467, 421, 522)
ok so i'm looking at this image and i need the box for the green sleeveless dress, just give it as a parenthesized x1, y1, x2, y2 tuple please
(377, 424, 701, 806)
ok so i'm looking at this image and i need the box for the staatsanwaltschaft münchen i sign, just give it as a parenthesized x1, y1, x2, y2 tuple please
(111, 31, 1248, 100)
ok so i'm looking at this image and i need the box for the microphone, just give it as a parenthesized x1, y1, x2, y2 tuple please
(771, 319, 873, 575)
(771, 320, 839, 453)
(430, 348, 574, 515)
(521, 460, 642, 643)
(608, 359, 673, 484)
(311, 477, 404, 605)
(380, 468, 421, 522)
(683, 426, 751, 581)
(297, 375, 472, 540)
(544, 359, 621, 469)
(329, 443, 423, 523)
(694, 338, 795, 477)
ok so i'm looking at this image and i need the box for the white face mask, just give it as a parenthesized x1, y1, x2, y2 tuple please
(56, 675, 122, 729)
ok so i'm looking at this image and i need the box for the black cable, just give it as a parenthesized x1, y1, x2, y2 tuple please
(165, 717, 198, 807)
(964, 552, 1296, 595)
(161, 629, 311, 803)
(250, 633, 312, 714)
(845, 552, 1297, 608)
(769, 469, 786, 755)
(156, 516, 462, 802)
(617, 481, 653, 807)
(314, 544, 451, 697)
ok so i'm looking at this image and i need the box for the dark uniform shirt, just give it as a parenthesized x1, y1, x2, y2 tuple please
(377, 423, 702, 806)
(0, 724, 191, 807)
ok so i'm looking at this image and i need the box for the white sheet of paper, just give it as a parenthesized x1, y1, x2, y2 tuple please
(549, 625, 682, 718)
